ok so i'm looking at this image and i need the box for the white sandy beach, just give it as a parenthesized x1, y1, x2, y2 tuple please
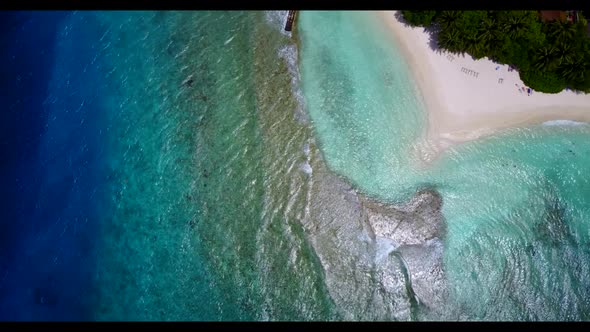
(377, 11, 590, 162)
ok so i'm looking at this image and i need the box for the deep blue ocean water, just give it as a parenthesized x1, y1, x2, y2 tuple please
(0, 11, 113, 320)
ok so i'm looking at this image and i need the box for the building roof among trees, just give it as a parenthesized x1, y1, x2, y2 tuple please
(539, 11, 567, 22)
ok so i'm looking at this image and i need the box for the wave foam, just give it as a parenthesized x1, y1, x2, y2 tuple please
(278, 44, 309, 124)
(300, 161, 312, 175)
(542, 120, 588, 126)
(264, 11, 291, 37)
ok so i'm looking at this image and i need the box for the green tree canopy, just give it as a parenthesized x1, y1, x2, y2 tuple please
(400, 11, 437, 27)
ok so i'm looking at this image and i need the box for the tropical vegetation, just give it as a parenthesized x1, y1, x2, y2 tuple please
(401, 11, 590, 93)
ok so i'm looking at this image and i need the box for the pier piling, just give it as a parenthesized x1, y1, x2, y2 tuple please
(285, 10, 297, 32)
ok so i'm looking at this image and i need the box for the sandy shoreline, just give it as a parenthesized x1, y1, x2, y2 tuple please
(376, 11, 590, 162)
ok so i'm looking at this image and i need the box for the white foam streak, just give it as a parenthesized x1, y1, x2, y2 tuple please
(542, 120, 588, 127)
(264, 11, 291, 37)
(300, 161, 313, 175)
(278, 45, 309, 124)
(224, 35, 235, 45)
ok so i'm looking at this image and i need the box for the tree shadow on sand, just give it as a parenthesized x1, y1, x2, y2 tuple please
(392, 11, 476, 60)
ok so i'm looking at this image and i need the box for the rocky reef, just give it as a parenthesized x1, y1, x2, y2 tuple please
(303, 148, 448, 320)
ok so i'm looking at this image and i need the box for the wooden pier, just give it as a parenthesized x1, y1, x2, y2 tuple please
(285, 10, 298, 32)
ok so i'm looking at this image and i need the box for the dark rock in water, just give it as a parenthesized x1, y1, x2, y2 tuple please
(33, 287, 56, 306)
(534, 191, 571, 247)
(181, 75, 194, 88)
(188, 219, 197, 228)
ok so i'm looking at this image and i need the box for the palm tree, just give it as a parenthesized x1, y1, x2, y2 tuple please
(476, 16, 500, 53)
(437, 28, 463, 53)
(554, 41, 573, 66)
(549, 20, 578, 44)
(437, 11, 461, 30)
(533, 45, 557, 71)
(558, 58, 587, 83)
(558, 61, 576, 82)
(558, 54, 588, 83)
(502, 14, 527, 39)
(465, 36, 484, 57)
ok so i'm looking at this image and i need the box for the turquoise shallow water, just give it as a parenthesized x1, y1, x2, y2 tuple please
(437, 129, 590, 320)
(90, 11, 337, 320)
(299, 11, 590, 320)
(298, 11, 427, 201)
